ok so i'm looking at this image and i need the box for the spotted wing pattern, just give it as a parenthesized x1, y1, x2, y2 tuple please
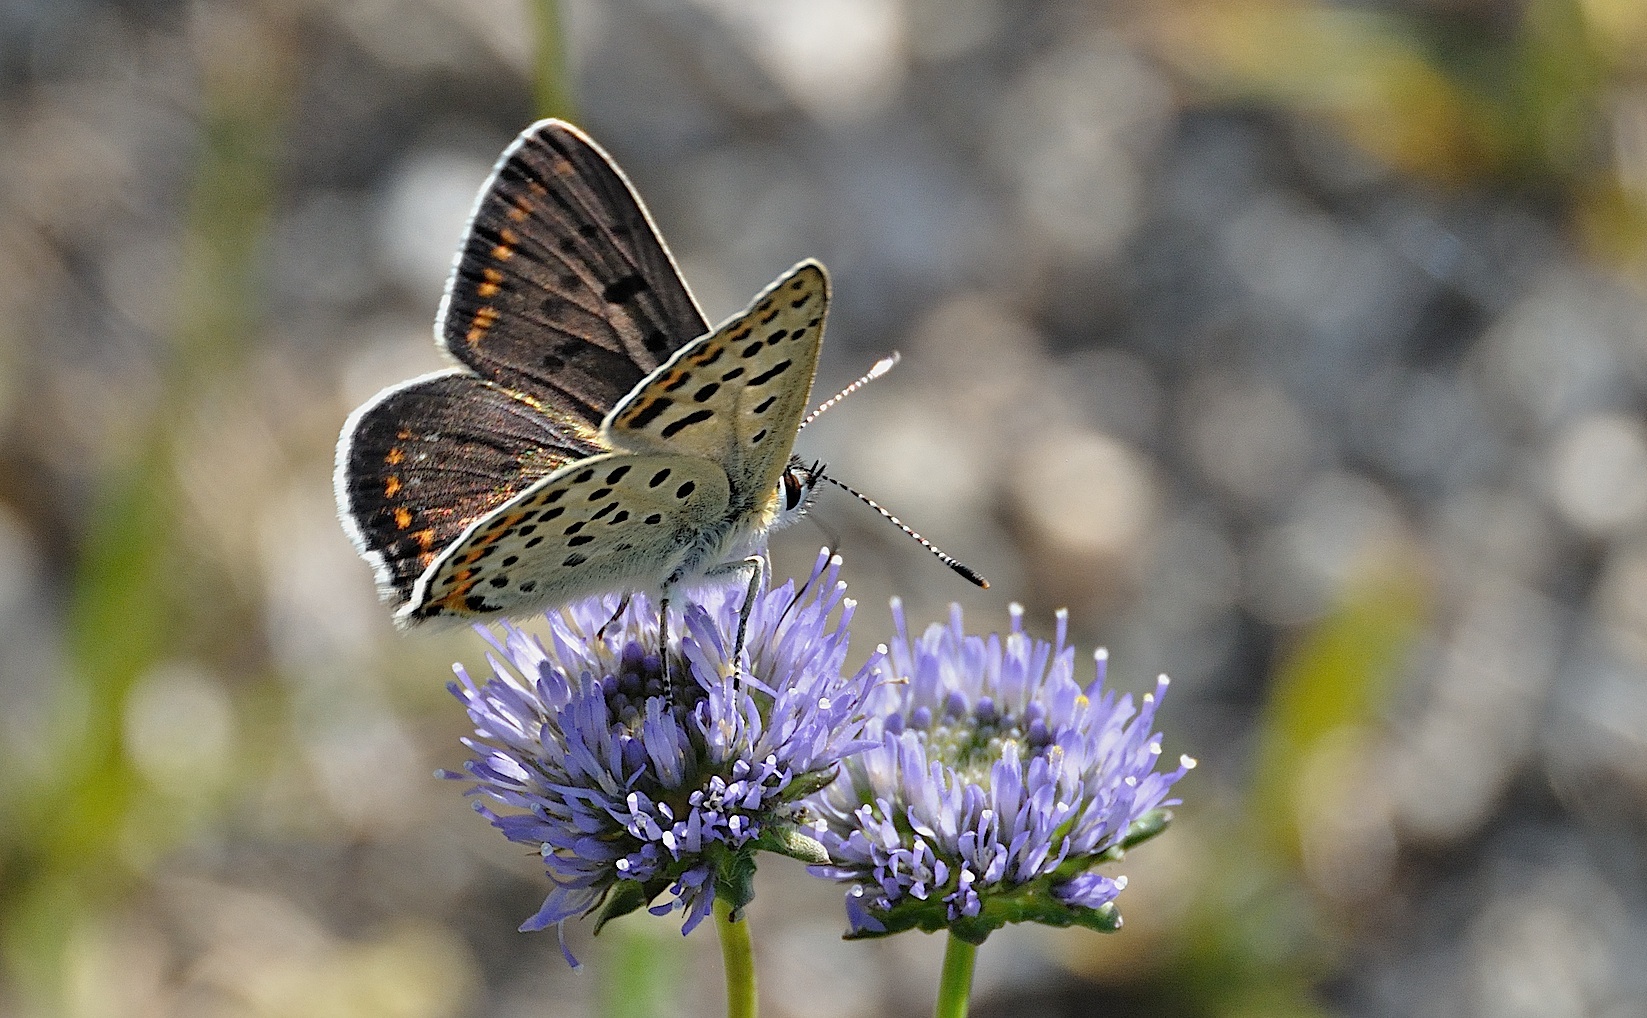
(338, 118, 709, 617)
(335, 370, 605, 605)
(404, 453, 732, 625)
(440, 120, 710, 429)
(604, 260, 827, 511)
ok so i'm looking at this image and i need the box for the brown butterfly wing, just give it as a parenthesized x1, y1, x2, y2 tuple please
(438, 119, 710, 430)
(335, 370, 604, 608)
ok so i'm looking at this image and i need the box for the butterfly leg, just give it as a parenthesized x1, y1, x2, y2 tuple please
(700, 555, 766, 675)
(597, 592, 632, 641)
(657, 580, 675, 699)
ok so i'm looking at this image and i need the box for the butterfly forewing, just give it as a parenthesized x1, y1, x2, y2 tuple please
(336, 370, 606, 606)
(339, 120, 838, 631)
(405, 453, 732, 624)
(440, 120, 709, 430)
(604, 260, 827, 510)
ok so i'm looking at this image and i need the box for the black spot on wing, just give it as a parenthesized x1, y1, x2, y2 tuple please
(748, 360, 792, 386)
(602, 274, 649, 304)
(660, 409, 714, 438)
(624, 399, 672, 431)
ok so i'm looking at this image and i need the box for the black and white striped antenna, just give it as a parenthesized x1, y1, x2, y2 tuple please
(816, 470, 990, 588)
(796, 351, 989, 589)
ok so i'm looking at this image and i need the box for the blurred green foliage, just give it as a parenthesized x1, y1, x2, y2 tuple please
(0, 13, 295, 1011)
(1153, 0, 1647, 273)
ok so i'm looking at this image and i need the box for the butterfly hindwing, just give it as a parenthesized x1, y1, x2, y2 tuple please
(404, 453, 733, 625)
(440, 120, 710, 430)
(335, 370, 606, 607)
(603, 260, 827, 510)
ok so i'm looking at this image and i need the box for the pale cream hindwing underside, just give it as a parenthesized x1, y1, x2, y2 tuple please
(604, 260, 828, 509)
(405, 453, 731, 623)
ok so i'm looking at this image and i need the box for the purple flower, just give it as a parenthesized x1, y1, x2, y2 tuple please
(446, 551, 879, 965)
(809, 601, 1194, 943)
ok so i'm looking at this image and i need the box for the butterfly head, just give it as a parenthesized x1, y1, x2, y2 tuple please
(775, 456, 823, 529)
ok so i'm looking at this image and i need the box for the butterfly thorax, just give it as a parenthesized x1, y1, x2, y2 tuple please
(670, 458, 817, 583)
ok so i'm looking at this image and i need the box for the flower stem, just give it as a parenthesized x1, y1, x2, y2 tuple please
(715, 898, 758, 1018)
(935, 935, 977, 1018)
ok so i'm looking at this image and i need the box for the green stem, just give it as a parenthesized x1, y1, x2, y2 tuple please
(935, 935, 977, 1018)
(715, 898, 757, 1018)
(529, 0, 575, 120)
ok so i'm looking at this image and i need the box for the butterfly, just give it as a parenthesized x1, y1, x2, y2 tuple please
(334, 119, 829, 639)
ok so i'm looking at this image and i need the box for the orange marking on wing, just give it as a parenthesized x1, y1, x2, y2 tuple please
(507, 200, 531, 223)
(396, 428, 414, 440)
(384, 476, 401, 497)
(435, 575, 480, 610)
(393, 507, 413, 529)
(467, 305, 501, 344)
(413, 528, 436, 551)
(385, 447, 404, 466)
(476, 267, 505, 298)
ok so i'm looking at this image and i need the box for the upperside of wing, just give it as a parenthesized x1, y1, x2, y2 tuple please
(439, 119, 711, 429)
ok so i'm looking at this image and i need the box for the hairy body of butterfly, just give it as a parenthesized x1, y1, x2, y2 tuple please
(334, 119, 827, 633)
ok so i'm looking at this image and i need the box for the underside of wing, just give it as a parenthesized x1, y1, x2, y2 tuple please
(439, 119, 710, 429)
(601, 260, 827, 511)
(335, 370, 606, 608)
(403, 453, 732, 626)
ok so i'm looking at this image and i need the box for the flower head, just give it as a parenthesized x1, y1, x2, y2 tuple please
(447, 551, 878, 965)
(809, 601, 1193, 943)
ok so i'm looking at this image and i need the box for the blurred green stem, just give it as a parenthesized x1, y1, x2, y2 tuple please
(715, 898, 757, 1018)
(1, 7, 292, 1008)
(935, 935, 976, 1018)
(530, 0, 575, 120)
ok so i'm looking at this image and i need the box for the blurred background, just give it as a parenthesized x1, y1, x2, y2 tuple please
(4, 0, 1647, 1015)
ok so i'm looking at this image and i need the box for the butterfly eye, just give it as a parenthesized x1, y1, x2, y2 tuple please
(782, 468, 807, 512)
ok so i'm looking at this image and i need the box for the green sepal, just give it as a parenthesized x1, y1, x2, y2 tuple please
(1119, 808, 1173, 851)
(752, 823, 832, 865)
(843, 866, 1131, 943)
(715, 847, 759, 922)
(784, 765, 840, 800)
(590, 879, 653, 934)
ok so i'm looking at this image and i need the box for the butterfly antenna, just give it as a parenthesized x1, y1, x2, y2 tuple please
(817, 472, 989, 588)
(799, 353, 900, 431)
